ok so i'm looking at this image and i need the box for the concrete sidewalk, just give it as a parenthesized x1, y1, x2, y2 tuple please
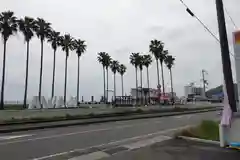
(101, 139, 240, 160)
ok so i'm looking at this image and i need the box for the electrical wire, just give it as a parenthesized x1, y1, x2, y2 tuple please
(179, 0, 234, 57)
(224, 6, 238, 29)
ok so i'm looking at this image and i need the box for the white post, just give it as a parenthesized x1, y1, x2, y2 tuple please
(219, 124, 226, 147)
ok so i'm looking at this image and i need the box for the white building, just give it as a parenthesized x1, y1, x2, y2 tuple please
(184, 85, 204, 98)
(131, 88, 176, 99)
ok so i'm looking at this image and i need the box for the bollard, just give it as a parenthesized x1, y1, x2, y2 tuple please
(219, 124, 229, 147)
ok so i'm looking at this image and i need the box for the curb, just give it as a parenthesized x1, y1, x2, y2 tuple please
(0, 108, 221, 133)
(177, 136, 220, 145)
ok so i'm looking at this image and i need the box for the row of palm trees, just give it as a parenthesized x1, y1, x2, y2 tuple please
(97, 39, 175, 105)
(0, 11, 175, 108)
(97, 52, 127, 102)
(0, 11, 86, 109)
(129, 40, 175, 104)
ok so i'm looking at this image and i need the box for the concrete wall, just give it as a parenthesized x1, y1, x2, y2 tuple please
(227, 113, 240, 144)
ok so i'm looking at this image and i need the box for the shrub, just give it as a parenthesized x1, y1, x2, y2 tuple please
(177, 120, 219, 141)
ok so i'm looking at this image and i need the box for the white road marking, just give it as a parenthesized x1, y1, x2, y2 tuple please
(0, 128, 111, 146)
(175, 115, 193, 119)
(175, 116, 183, 119)
(123, 135, 171, 150)
(0, 134, 33, 140)
(32, 125, 191, 160)
(68, 151, 110, 160)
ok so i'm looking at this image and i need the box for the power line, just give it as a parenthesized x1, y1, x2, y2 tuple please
(224, 6, 238, 29)
(179, 0, 234, 57)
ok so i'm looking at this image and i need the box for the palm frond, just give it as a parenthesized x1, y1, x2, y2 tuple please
(60, 34, 74, 57)
(47, 30, 61, 51)
(73, 39, 86, 57)
(130, 53, 141, 68)
(110, 60, 120, 74)
(97, 52, 110, 67)
(138, 55, 144, 70)
(149, 39, 164, 60)
(34, 18, 52, 41)
(117, 64, 127, 75)
(0, 11, 18, 41)
(143, 54, 152, 68)
(164, 55, 175, 69)
(18, 16, 36, 42)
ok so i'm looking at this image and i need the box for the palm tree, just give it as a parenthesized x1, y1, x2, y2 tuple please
(149, 40, 164, 104)
(110, 60, 119, 104)
(73, 39, 86, 104)
(130, 53, 140, 105)
(97, 52, 108, 103)
(138, 55, 144, 105)
(0, 11, 18, 109)
(105, 54, 112, 103)
(34, 18, 51, 106)
(159, 50, 168, 96)
(47, 30, 61, 99)
(164, 55, 175, 104)
(117, 64, 127, 97)
(60, 34, 74, 106)
(18, 16, 36, 108)
(143, 54, 152, 104)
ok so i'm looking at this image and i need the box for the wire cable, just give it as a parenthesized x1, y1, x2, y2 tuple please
(179, 0, 234, 57)
(224, 6, 238, 29)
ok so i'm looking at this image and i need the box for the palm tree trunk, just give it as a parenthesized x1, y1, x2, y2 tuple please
(146, 67, 150, 104)
(77, 56, 80, 104)
(64, 53, 68, 107)
(121, 75, 124, 97)
(23, 41, 30, 109)
(140, 69, 143, 105)
(103, 65, 106, 103)
(113, 73, 116, 104)
(106, 67, 109, 103)
(51, 49, 56, 99)
(156, 59, 161, 105)
(170, 68, 174, 105)
(38, 40, 44, 108)
(135, 67, 138, 105)
(0, 40, 7, 110)
(160, 61, 165, 95)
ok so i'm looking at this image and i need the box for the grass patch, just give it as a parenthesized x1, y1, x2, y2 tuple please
(0, 106, 220, 125)
(4, 104, 25, 110)
(178, 120, 219, 141)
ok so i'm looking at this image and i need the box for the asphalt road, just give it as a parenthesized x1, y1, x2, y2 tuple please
(0, 111, 220, 160)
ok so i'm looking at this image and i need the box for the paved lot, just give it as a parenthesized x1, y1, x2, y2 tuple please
(0, 111, 220, 159)
(102, 138, 240, 160)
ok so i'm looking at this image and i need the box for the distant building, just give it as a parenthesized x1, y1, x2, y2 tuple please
(131, 88, 176, 99)
(184, 85, 204, 98)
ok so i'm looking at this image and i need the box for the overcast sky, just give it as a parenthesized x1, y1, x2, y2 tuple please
(0, 0, 239, 101)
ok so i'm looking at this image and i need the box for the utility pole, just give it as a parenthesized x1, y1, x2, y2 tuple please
(215, 0, 237, 112)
